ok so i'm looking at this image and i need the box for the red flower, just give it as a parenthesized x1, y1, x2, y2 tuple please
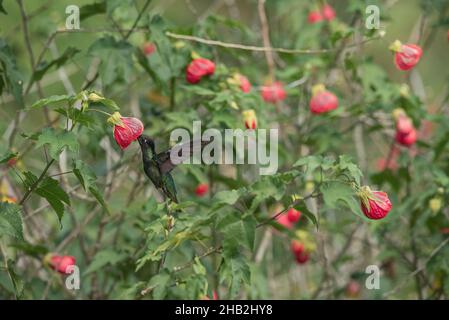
(143, 42, 156, 56)
(295, 251, 309, 264)
(49, 254, 76, 274)
(396, 128, 417, 147)
(242, 110, 257, 130)
(358, 186, 392, 220)
(322, 4, 336, 21)
(394, 109, 417, 147)
(291, 240, 304, 255)
(186, 58, 215, 84)
(309, 84, 338, 114)
(291, 240, 309, 264)
(345, 280, 361, 298)
(276, 213, 293, 229)
(287, 208, 301, 223)
(396, 114, 414, 135)
(261, 82, 286, 103)
(390, 41, 422, 71)
(195, 183, 209, 197)
(108, 112, 144, 150)
(238, 74, 251, 93)
(308, 11, 323, 24)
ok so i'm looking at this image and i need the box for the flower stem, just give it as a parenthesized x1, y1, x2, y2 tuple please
(88, 109, 112, 117)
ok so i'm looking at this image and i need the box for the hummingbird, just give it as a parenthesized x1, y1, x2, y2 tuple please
(137, 134, 213, 203)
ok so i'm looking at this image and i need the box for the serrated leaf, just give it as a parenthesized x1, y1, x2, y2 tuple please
(84, 249, 126, 275)
(320, 181, 364, 219)
(147, 271, 171, 300)
(36, 128, 79, 159)
(0, 202, 23, 240)
(55, 107, 95, 127)
(30, 47, 80, 85)
(35, 177, 70, 224)
(212, 189, 246, 208)
(30, 94, 76, 110)
(72, 160, 109, 214)
(220, 250, 250, 298)
(293, 202, 319, 229)
(88, 36, 134, 86)
(218, 213, 256, 251)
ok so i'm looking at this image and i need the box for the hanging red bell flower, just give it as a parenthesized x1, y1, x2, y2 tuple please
(396, 128, 417, 146)
(308, 11, 323, 24)
(107, 112, 144, 150)
(291, 240, 304, 256)
(390, 40, 422, 71)
(238, 74, 251, 93)
(358, 186, 392, 220)
(322, 4, 336, 21)
(287, 208, 301, 223)
(186, 58, 215, 84)
(393, 109, 417, 147)
(195, 183, 209, 197)
(242, 109, 257, 130)
(276, 212, 293, 229)
(46, 254, 76, 275)
(345, 280, 361, 298)
(143, 42, 156, 56)
(261, 81, 286, 103)
(295, 251, 310, 264)
(309, 84, 339, 114)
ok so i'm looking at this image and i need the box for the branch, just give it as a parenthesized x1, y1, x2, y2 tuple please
(165, 32, 381, 55)
(383, 236, 449, 298)
(257, 0, 275, 80)
(172, 246, 222, 272)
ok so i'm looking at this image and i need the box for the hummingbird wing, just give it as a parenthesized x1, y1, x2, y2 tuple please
(161, 173, 178, 203)
(156, 138, 214, 175)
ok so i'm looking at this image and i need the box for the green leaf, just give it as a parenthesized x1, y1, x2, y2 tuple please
(5, 260, 24, 299)
(30, 94, 75, 110)
(220, 250, 250, 298)
(35, 177, 70, 223)
(0, 151, 17, 164)
(218, 213, 256, 251)
(212, 189, 246, 209)
(0, 202, 23, 240)
(55, 108, 95, 127)
(30, 47, 80, 84)
(293, 202, 319, 229)
(94, 97, 119, 110)
(36, 128, 79, 159)
(0, 38, 23, 107)
(80, 1, 106, 20)
(338, 155, 363, 184)
(0, 0, 7, 14)
(72, 160, 110, 214)
(147, 271, 171, 300)
(320, 181, 364, 219)
(84, 249, 126, 275)
(88, 36, 134, 86)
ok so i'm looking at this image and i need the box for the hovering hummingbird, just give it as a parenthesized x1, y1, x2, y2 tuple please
(137, 134, 212, 203)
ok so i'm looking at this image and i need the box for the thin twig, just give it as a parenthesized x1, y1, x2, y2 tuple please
(166, 31, 381, 55)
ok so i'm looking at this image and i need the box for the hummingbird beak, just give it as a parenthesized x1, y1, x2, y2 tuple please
(137, 135, 145, 147)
